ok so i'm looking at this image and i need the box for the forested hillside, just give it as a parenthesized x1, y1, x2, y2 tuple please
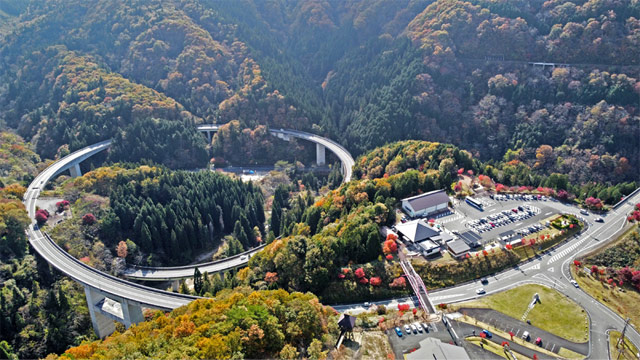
(0, 134, 94, 360)
(1, 0, 638, 185)
(1, 0, 640, 357)
(57, 288, 335, 360)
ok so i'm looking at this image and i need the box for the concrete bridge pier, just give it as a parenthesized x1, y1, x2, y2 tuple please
(121, 299, 145, 329)
(205, 131, 212, 144)
(172, 280, 180, 292)
(84, 287, 146, 338)
(316, 143, 326, 166)
(69, 163, 82, 178)
(85, 287, 116, 339)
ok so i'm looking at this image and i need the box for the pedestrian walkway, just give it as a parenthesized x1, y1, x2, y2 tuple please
(547, 236, 589, 264)
(436, 210, 464, 224)
(477, 197, 497, 208)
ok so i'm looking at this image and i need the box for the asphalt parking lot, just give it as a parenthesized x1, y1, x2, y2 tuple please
(386, 321, 454, 359)
(441, 196, 563, 248)
(386, 320, 502, 359)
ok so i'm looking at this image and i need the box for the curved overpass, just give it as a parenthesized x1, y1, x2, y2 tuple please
(198, 125, 354, 182)
(25, 127, 355, 305)
(122, 244, 267, 281)
(24, 141, 198, 312)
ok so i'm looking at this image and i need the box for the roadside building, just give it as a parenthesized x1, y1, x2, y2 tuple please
(447, 239, 471, 259)
(401, 189, 450, 218)
(395, 220, 439, 243)
(417, 240, 441, 256)
(405, 337, 471, 360)
(431, 232, 454, 246)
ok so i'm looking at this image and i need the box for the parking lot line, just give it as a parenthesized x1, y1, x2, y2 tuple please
(551, 344, 556, 352)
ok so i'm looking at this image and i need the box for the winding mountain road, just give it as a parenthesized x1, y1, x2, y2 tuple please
(24, 128, 355, 307)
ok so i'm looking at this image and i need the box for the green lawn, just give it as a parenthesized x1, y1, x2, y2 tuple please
(458, 284, 589, 343)
(609, 330, 640, 360)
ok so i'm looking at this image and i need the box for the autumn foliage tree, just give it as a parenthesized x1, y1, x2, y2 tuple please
(382, 239, 398, 254)
(82, 213, 96, 225)
(35, 209, 49, 225)
(116, 241, 128, 258)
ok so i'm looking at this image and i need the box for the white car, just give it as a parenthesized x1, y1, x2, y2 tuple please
(240, 255, 248, 261)
(570, 280, 579, 288)
(404, 324, 412, 334)
(476, 288, 486, 295)
(414, 323, 424, 333)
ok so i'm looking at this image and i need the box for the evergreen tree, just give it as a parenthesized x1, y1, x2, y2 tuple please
(270, 201, 282, 237)
(193, 268, 203, 295)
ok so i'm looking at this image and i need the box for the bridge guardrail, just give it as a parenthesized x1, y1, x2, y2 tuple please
(612, 187, 640, 210)
(125, 244, 267, 271)
(42, 232, 200, 304)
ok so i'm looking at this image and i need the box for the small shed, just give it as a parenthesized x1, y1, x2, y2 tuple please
(337, 313, 356, 332)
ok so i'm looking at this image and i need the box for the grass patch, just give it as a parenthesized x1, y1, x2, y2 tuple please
(557, 347, 585, 360)
(466, 336, 529, 359)
(609, 330, 640, 360)
(572, 267, 640, 329)
(360, 331, 394, 360)
(457, 284, 589, 343)
(431, 251, 454, 264)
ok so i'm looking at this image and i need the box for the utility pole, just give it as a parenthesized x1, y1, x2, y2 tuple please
(616, 318, 631, 360)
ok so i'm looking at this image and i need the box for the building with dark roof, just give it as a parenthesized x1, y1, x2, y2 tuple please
(447, 239, 471, 259)
(401, 189, 450, 218)
(395, 220, 439, 243)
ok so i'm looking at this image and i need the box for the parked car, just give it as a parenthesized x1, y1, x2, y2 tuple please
(476, 288, 486, 295)
(535, 337, 542, 345)
(404, 324, 412, 334)
(595, 217, 604, 223)
(482, 329, 493, 338)
(395, 327, 403, 337)
(414, 323, 424, 333)
(410, 324, 418, 334)
(522, 331, 530, 341)
(422, 322, 430, 333)
(580, 210, 589, 215)
(570, 279, 579, 288)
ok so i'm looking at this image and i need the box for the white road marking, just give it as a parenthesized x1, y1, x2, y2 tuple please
(526, 263, 540, 271)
